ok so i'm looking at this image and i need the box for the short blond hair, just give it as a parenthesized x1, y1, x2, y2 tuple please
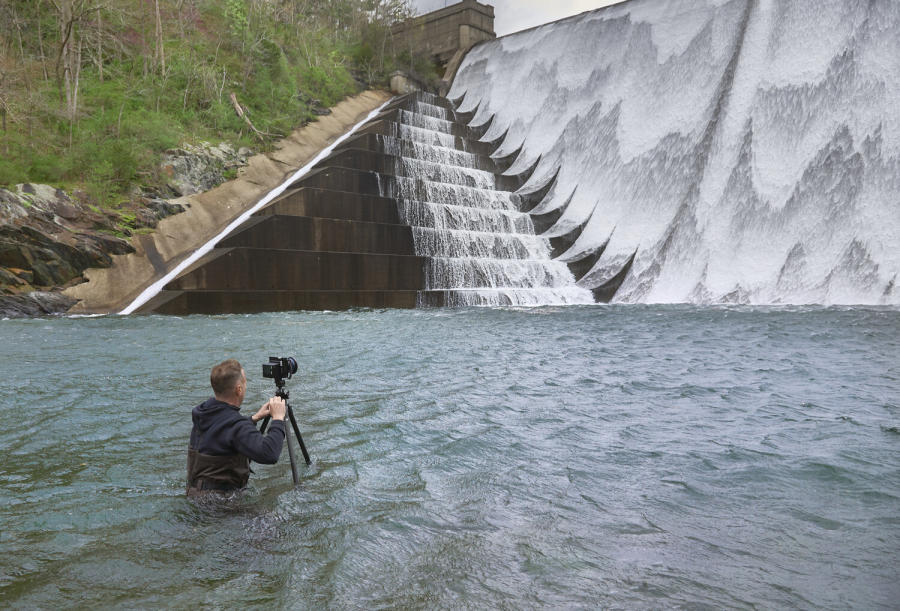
(211, 359, 243, 395)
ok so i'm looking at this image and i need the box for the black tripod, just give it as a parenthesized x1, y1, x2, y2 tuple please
(259, 382, 310, 485)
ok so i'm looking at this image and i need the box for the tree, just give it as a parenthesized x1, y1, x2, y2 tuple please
(154, 0, 166, 75)
(51, 1, 92, 118)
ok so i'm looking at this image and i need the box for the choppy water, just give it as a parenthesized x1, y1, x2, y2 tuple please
(1, 306, 898, 609)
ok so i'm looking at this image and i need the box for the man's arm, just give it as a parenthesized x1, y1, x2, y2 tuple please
(232, 418, 285, 464)
(231, 396, 287, 464)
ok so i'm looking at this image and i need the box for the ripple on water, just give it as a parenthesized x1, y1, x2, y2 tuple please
(0, 306, 898, 608)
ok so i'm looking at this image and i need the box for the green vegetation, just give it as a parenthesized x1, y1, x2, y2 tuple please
(0, 0, 424, 209)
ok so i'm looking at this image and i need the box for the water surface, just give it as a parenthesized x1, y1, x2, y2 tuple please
(1, 306, 898, 608)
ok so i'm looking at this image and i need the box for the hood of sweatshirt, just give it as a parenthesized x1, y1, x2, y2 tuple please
(192, 397, 241, 433)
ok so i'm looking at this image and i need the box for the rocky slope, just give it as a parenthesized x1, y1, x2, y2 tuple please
(0, 142, 251, 317)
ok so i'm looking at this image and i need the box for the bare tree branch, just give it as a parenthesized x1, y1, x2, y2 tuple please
(230, 91, 282, 141)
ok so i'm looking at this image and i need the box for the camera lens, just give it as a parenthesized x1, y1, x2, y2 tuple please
(286, 357, 298, 375)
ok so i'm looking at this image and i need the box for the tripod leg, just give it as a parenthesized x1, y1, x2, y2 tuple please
(286, 404, 311, 465)
(283, 421, 300, 485)
(258, 414, 298, 485)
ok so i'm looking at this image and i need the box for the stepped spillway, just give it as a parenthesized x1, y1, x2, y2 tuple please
(138, 91, 591, 314)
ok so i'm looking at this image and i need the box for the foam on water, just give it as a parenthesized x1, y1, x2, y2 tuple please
(396, 159, 497, 189)
(384, 101, 593, 306)
(449, 0, 900, 304)
(394, 124, 460, 149)
(377, 136, 484, 169)
(425, 257, 576, 290)
(399, 110, 455, 133)
(378, 169, 516, 210)
(397, 200, 533, 233)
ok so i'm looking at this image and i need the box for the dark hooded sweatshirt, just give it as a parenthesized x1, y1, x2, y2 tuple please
(186, 397, 285, 494)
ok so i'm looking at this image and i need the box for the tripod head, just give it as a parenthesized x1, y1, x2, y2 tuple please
(274, 382, 289, 401)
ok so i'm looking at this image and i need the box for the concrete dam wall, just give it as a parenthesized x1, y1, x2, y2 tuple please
(138, 0, 900, 314)
(449, 0, 900, 305)
(137, 92, 590, 314)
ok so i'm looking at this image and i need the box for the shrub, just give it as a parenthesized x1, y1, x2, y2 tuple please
(28, 153, 68, 184)
(0, 157, 27, 188)
(119, 109, 181, 152)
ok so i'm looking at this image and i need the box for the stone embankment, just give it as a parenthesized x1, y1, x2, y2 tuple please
(0, 90, 391, 318)
(0, 141, 250, 317)
(160, 141, 253, 197)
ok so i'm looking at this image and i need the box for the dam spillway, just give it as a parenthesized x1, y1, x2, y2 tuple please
(138, 92, 592, 314)
(449, 0, 900, 305)
(139, 0, 900, 314)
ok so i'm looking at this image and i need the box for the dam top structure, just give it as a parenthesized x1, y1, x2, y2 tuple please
(392, 0, 496, 68)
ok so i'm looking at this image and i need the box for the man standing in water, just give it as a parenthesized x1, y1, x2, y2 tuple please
(186, 359, 286, 496)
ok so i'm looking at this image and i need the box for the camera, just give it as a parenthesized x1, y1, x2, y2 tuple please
(262, 356, 298, 384)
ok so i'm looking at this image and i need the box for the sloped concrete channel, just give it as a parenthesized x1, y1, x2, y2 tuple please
(138, 91, 601, 314)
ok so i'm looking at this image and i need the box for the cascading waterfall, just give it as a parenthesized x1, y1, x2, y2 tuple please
(395, 199, 533, 234)
(381, 93, 594, 306)
(380, 138, 487, 169)
(130, 1, 897, 315)
(393, 124, 461, 150)
(396, 159, 497, 190)
(449, 0, 900, 305)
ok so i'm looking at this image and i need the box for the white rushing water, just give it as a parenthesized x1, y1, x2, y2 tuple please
(382, 92, 593, 306)
(449, 0, 900, 305)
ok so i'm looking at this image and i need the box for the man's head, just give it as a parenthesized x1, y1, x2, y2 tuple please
(211, 359, 246, 406)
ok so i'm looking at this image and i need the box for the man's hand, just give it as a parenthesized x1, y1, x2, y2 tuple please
(268, 397, 286, 421)
(252, 399, 273, 423)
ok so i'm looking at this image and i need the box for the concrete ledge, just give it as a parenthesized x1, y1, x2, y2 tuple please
(373, 108, 485, 140)
(356, 120, 497, 156)
(291, 166, 523, 207)
(320, 148, 524, 191)
(381, 93, 456, 112)
(165, 248, 426, 291)
(291, 166, 384, 196)
(219, 215, 415, 255)
(336, 133, 502, 173)
(260, 188, 402, 224)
